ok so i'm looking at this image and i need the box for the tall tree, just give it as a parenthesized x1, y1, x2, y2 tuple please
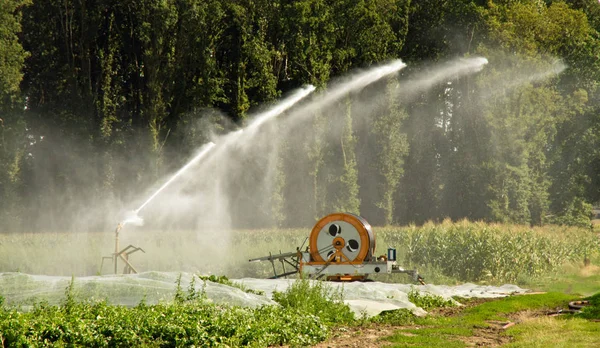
(373, 79, 409, 224)
(0, 0, 30, 231)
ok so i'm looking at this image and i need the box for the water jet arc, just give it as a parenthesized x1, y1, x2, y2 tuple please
(133, 141, 216, 217)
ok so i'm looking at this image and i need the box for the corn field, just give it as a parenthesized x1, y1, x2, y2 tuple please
(378, 220, 600, 283)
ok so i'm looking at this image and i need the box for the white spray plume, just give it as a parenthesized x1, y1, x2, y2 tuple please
(511, 59, 566, 84)
(246, 85, 316, 133)
(200, 85, 316, 166)
(401, 56, 488, 96)
(121, 210, 144, 227)
(14, 57, 510, 276)
(480, 59, 566, 99)
(121, 85, 316, 230)
(282, 59, 406, 125)
(322, 59, 406, 102)
(133, 142, 216, 215)
(121, 58, 488, 232)
(325, 59, 406, 102)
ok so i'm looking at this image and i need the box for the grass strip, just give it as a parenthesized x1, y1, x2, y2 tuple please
(384, 293, 581, 347)
(503, 316, 600, 347)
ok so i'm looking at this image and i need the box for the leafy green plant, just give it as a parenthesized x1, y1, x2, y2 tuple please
(408, 288, 455, 310)
(174, 273, 185, 304)
(198, 274, 265, 296)
(577, 292, 600, 320)
(272, 279, 355, 326)
(0, 280, 335, 347)
(62, 276, 76, 314)
(370, 308, 415, 325)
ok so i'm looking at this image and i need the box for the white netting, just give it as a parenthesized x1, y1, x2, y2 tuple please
(234, 278, 528, 317)
(0, 272, 275, 308)
(0, 272, 528, 317)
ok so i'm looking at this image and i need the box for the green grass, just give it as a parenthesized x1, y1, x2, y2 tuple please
(522, 258, 600, 296)
(380, 255, 600, 348)
(461, 292, 572, 320)
(504, 291, 600, 348)
(503, 317, 600, 347)
(384, 293, 582, 348)
(578, 292, 600, 320)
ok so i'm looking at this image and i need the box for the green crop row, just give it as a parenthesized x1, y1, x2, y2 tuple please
(378, 220, 600, 283)
(0, 278, 355, 347)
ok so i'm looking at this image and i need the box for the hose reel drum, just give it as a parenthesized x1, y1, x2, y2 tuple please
(309, 213, 375, 264)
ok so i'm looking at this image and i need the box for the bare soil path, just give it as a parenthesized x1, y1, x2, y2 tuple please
(313, 298, 528, 347)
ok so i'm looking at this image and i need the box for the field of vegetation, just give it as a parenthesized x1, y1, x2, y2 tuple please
(2, 0, 600, 345)
(378, 220, 600, 284)
(1, 220, 597, 284)
(0, 279, 352, 346)
(1, 275, 599, 347)
(1, 221, 599, 346)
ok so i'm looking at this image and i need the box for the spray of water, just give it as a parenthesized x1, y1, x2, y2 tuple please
(6, 55, 574, 279)
(399, 57, 488, 97)
(122, 210, 144, 226)
(110, 62, 409, 232)
(173, 57, 488, 231)
(295, 60, 407, 121)
(121, 142, 216, 226)
(479, 59, 566, 99)
(246, 85, 316, 133)
(322, 60, 406, 102)
(118, 57, 494, 236)
(122, 85, 317, 227)
(131, 61, 403, 234)
(214, 85, 316, 153)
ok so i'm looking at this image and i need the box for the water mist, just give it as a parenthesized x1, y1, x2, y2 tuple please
(120, 85, 317, 229)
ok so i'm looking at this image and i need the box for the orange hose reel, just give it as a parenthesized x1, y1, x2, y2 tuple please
(308, 213, 376, 264)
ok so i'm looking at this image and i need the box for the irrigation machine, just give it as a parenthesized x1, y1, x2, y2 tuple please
(250, 212, 425, 283)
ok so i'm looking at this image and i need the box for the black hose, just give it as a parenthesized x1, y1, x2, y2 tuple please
(568, 300, 591, 310)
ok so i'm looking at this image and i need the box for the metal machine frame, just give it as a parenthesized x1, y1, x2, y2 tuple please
(250, 213, 424, 283)
(100, 223, 145, 275)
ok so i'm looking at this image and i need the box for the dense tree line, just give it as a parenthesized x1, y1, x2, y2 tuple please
(0, 0, 599, 232)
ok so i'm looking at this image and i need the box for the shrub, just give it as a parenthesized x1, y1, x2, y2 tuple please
(370, 308, 415, 325)
(578, 292, 600, 320)
(407, 288, 455, 310)
(272, 279, 355, 326)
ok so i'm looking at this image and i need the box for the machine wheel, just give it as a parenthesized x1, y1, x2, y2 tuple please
(309, 213, 375, 263)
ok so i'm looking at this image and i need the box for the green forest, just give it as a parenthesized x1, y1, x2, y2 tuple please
(1, 0, 600, 232)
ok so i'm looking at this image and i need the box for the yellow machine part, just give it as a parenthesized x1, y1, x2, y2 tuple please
(326, 275, 367, 282)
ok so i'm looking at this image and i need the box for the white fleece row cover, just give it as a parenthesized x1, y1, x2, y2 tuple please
(0, 272, 528, 317)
